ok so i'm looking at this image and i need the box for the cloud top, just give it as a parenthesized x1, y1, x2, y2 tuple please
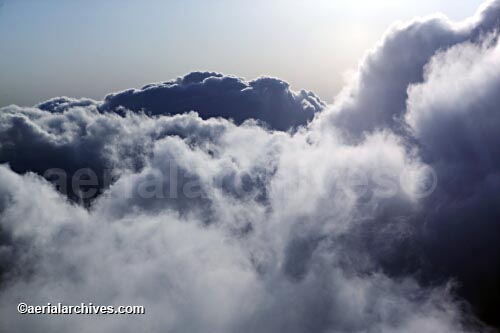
(100, 72, 325, 131)
(1, 1, 500, 332)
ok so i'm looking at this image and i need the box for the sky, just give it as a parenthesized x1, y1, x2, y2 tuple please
(1, 0, 500, 332)
(0, 0, 485, 107)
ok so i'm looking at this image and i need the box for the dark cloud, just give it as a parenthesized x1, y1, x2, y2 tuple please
(0, 72, 324, 202)
(100, 72, 325, 131)
(0, 1, 500, 332)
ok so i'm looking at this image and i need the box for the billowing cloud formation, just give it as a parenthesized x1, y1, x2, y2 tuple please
(0, 115, 475, 333)
(321, 0, 500, 139)
(0, 1, 499, 332)
(404, 35, 500, 325)
(100, 72, 325, 131)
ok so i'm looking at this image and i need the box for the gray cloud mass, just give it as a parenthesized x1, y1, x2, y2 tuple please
(0, 1, 499, 332)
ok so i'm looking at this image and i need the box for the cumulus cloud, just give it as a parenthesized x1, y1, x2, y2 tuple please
(0, 1, 500, 332)
(0, 132, 475, 333)
(100, 72, 325, 131)
(319, 0, 500, 139)
(404, 35, 500, 325)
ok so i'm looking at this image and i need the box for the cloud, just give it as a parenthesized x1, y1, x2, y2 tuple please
(0, 150, 474, 333)
(314, 0, 500, 326)
(404, 35, 500, 325)
(100, 72, 326, 131)
(0, 109, 482, 332)
(318, 0, 500, 140)
(0, 1, 500, 332)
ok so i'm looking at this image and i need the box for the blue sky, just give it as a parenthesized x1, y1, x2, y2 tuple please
(0, 0, 485, 106)
(1, 1, 500, 331)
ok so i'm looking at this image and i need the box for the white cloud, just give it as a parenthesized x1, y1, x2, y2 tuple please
(1, 1, 500, 332)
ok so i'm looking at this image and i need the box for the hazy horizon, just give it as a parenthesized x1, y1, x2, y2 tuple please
(0, 0, 485, 107)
